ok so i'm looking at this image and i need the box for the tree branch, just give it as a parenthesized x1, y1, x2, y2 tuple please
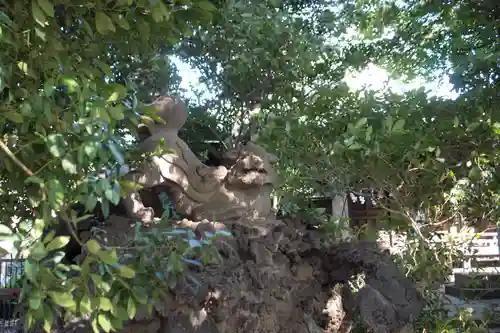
(0, 140, 34, 177)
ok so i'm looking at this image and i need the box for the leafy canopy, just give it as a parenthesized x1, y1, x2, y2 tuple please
(0, 0, 221, 331)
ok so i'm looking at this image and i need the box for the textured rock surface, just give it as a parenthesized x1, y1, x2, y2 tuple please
(58, 215, 424, 333)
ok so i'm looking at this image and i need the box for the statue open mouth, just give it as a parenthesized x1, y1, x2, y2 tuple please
(243, 167, 268, 174)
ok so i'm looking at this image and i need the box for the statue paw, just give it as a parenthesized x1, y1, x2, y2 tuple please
(197, 166, 228, 182)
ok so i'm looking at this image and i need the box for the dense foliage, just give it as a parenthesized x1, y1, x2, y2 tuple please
(0, 0, 221, 331)
(0, 0, 498, 331)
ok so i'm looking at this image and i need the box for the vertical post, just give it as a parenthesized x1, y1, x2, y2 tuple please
(497, 226, 500, 260)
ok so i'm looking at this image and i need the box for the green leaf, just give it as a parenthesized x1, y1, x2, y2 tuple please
(0, 247, 9, 257)
(46, 236, 70, 252)
(104, 187, 121, 206)
(391, 119, 405, 133)
(37, 0, 54, 18)
(83, 141, 99, 158)
(101, 198, 110, 218)
(198, 1, 217, 12)
(127, 297, 136, 319)
(80, 295, 91, 315)
(47, 133, 67, 158)
(48, 291, 76, 308)
(29, 295, 41, 310)
(91, 318, 99, 333)
(108, 105, 125, 120)
(132, 287, 148, 304)
(17, 61, 28, 74)
(96, 107, 111, 123)
(98, 314, 112, 333)
(113, 13, 130, 30)
(43, 230, 56, 244)
(95, 12, 115, 35)
(99, 297, 113, 311)
(43, 78, 56, 97)
(60, 77, 80, 94)
(5, 112, 23, 123)
(61, 157, 78, 174)
(119, 180, 144, 194)
(25, 175, 44, 185)
(85, 194, 98, 212)
(20, 102, 34, 117)
(354, 117, 367, 128)
(115, 306, 129, 321)
(86, 239, 101, 255)
(118, 265, 136, 279)
(47, 179, 65, 208)
(31, 1, 47, 26)
(24, 261, 38, 283)
(107, 84, 128, 102)
(43, 306, 53, 332)
(31, 241, 49, 261)
(97, 249, 118, 265)
(0, 224, 13, 235)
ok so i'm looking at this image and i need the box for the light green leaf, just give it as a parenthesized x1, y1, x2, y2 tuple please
(127, 297, 136, 319)
(99, 297, 113, 311)
(48, 291, 76, 308)
(61, 157, 78, 174)
(31, 241, 49, 261)
(83, 141, 99, 158)
(91, 318, 99, 333)
(43, 307, 53, 332)
(47, 133, 67, 158)
(60, 77, 80, 94)
(29, 295, 41, 310)
(118, 265, 136, 279)
(97, 249, 118, 265)
(0, 247, 9, 257)
(46, 236, 70, 252)
(80, 295, 91, 315)
(17, 61, 28, 74)
(0, 224, 13, 235)
(86, 239, 101, 255)
(98, 314, 112, 333)
(106, 84, 127, 103)
(43, 230, 56, 244)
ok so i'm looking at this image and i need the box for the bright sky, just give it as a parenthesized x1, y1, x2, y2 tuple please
(171, 57, 459, 101)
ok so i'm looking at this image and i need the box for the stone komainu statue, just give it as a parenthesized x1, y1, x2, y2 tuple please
(122, 96, 278, 225)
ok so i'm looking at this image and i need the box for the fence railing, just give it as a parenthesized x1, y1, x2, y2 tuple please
(434, 230, 500, 270)
(0, 259, 24, 333)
